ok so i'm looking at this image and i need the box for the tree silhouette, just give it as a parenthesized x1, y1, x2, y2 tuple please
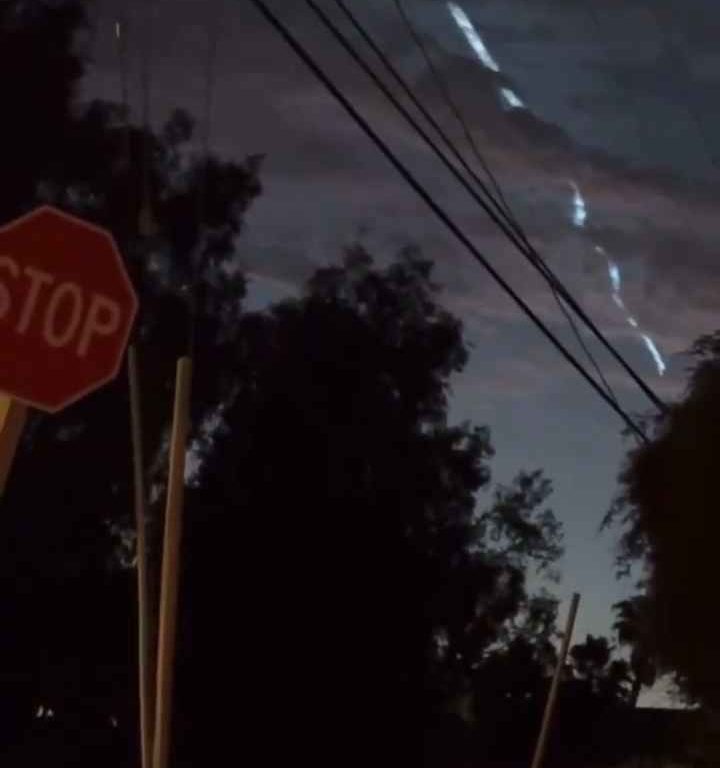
(0, 4, 570, 768)
(0, 0, 85, 222)
(609, 329, 720, 709)
(570, 634, 631, 702)
(0, 2, 261, 764)
(174, 246, 563, 767)
(613, 595, 657, 707)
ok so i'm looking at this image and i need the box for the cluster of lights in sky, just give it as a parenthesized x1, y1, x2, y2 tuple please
(446, 2, 666, 376)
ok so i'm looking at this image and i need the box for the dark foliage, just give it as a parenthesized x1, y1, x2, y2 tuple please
(0, 2, 259, 763)
(609, 330, 720, 708)
(0, 4, 656, 768)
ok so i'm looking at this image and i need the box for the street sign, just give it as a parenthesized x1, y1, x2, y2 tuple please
(0, 206, 138, 412)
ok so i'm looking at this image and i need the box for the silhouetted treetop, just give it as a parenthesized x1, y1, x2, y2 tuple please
(609, 328, 720, 708)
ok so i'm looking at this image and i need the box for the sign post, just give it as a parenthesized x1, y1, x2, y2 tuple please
(0, 205, 142, 754)
(153, 357, 193, 768)
(0, 396, 27, 494)
(128, 345, 155, 768)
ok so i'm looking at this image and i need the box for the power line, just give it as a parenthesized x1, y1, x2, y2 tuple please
(334, 0, 528, 249)
(392, 0, 515, 224)
(326, 0, 667, 413)
(551, 288, 621, 406)
(324, 0, 667, 413)
(246, 0, 649, 443)
(370, 0, 620, 406)
(310, 0, 667, 416)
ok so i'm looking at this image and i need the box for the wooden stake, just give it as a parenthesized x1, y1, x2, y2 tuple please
(0, 397, 27, 496)
(152, 357, 192, 768)
(530, 592, 581, 768)
(128, 346, 155, 768)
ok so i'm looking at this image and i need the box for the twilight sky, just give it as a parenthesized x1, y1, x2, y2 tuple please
(81, 0, 720, 703)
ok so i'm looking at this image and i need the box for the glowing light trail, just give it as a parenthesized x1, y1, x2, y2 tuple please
(570, 181, 587, 227)
(500, 87, 525, 110)
(642, 335, 666, 375)
(446, 1, 666, 376)
(569, 182, 666, 376)
(609, 262, 666, 376)
(447, 3, 500, 72)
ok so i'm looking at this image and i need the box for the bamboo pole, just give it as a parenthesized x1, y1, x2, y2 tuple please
(530, 592, 581, 768)
(0, 397, 27, 496)
(152, 357, 193, 768)
(128, 346, 155, 768)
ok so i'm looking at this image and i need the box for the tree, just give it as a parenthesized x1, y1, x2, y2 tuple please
(467, 627, 636, 767)
(570, 634, 631, 703)
(0, 2, 262, 764)
(608, 328, 720, 708)
(0, 5, 565, 768)
(470, 634, 553, 764)
(613, 595, 657, 707)
(177, 246, 563, 767)
(0, 0, 86, 222)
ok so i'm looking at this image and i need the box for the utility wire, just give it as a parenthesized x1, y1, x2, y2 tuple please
(246, 0, 649, 443)
(335, 0, 528, 247)
(313, 0, 666, 416)
(551, 287, 620, 406)
(392, 0, 515, 224)
(347, 0, 620, 406)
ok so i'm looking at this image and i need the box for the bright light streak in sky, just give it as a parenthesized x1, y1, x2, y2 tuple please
(448, 3, 500, 72)
(641, 335, 667, 375)
(500, 87, 525, 110)
(606, 255, 666, 376)
(567, 186, 666, 375)
(446, 5, 667, 378)
(569, 181, 587, 227)
(608, 261, 621, 293)
(114, 20, 121, 39)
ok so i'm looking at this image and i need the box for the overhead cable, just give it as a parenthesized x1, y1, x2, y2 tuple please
(246, 0, 650, 443)
(314, 0, 667, 415)
(351, 0, 620, 405)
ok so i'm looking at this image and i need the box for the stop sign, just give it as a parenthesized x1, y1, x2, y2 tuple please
(0, 206, 138, 412)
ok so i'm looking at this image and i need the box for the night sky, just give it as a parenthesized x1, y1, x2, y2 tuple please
(81, 0, 720, 704)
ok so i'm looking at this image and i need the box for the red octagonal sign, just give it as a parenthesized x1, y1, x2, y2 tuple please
(0, 206, 138, 412)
